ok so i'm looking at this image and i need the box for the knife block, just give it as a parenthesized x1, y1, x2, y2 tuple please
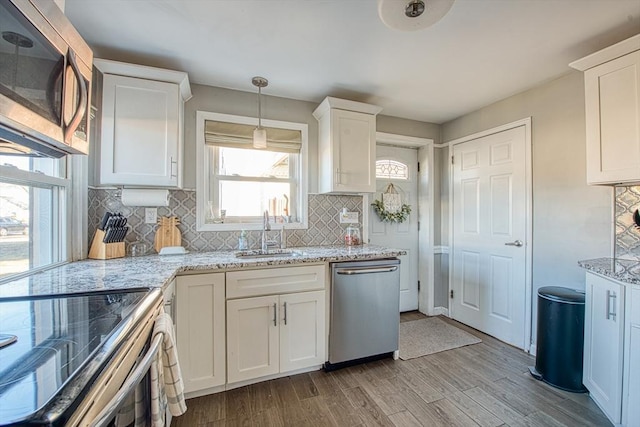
(88, 229, 125, 260)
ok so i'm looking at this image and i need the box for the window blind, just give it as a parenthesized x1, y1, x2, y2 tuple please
(204, 120, 302, 153)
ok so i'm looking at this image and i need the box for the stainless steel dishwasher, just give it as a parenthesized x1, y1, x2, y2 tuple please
(327, 258, 401, 369)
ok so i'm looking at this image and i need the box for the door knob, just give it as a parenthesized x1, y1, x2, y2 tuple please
(505, 240, 523, 247)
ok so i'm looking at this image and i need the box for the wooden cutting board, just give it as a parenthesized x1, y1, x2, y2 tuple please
(154, 216, 182, 252)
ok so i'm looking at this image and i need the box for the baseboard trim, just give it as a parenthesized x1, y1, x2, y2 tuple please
(432, 306, 449, 316)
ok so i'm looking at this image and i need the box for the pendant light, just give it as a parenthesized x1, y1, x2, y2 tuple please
(252, 76, 268, 149)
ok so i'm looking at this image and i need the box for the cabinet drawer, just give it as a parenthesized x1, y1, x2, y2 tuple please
(226, 265, 325, 299)
(631, 288, 640, 325)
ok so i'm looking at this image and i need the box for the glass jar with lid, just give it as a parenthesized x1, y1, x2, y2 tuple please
(344, 223, 362, 246)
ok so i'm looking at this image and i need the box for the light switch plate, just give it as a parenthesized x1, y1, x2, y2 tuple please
(145, 208, 157, 224)
(340, 211, 359, 224)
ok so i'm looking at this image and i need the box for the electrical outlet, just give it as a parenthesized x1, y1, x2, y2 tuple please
(145, 208, 157, 224)
(340, 211, 359, 224)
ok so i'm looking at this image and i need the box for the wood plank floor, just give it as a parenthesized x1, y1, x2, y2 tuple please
(172, 313, 611, 427)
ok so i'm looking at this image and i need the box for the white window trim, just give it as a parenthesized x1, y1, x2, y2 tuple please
(196, 111, 308, 232)
(0, 163, 71, 283)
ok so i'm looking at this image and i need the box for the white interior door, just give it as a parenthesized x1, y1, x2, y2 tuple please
(369, 145, 419, 312)
(451, 126, 527, 348)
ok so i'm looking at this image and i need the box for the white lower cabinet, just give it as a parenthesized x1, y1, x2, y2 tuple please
(279, 291, 326, 372)
(584, 272, 640, 426)
(226, 295, 280, 383)
(175, 265, 327, 395)
(623, 287, 640, 427)
(176, 273, 226, 395)
(226, 265, 326, 384)
(227, 291, 326, 384)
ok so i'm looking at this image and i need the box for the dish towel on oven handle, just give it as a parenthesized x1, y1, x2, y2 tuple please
(151, 310, 187, 427)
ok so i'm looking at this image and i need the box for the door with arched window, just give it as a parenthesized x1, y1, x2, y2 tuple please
(369, 145, 419, 312)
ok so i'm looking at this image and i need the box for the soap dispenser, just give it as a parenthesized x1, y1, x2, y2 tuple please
(238, 230, 248, 250)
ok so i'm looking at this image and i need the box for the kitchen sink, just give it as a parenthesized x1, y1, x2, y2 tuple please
(234, 249, 305, 259)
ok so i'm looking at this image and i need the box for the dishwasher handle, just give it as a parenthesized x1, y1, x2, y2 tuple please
(336, 266, 398, 275)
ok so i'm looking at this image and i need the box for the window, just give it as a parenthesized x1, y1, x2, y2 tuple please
(376, 159, 409, 180)
(0, 145, 70, 281)
(196, 111, 308, 231)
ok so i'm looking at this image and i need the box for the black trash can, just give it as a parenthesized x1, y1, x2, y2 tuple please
(530, 286, 587, 393)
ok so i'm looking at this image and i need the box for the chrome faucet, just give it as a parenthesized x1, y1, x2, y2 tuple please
(261, 210, 271, 252)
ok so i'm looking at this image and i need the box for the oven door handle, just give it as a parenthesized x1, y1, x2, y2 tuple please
(90, 331, 164, 427)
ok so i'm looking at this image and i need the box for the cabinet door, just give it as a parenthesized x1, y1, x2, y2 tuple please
(280, 291, 326, 372)
(624, 288, 640, 426)
(227, 295, 279, 383)
(584, 273, 625, 423)
(100, 74, 180, 187)
(176, 273, 225, 394)
(585, 51, 640, 185)
(330, 109, 376, 193)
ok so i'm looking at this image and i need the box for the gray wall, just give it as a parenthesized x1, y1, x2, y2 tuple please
(377, 115, 441, 145)
(182, 84, 441, 191)
(441, 71, 613, 341)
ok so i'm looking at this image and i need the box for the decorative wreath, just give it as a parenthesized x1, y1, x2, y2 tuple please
(371, 199, 411, 223)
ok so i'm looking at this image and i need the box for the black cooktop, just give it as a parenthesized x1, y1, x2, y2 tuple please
(0, 289, 152, 426)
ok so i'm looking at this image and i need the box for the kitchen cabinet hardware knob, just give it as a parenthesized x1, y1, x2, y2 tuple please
(273, 303, 277, 326)
(505, 240, 523, 247)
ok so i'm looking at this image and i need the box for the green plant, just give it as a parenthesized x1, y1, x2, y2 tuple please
(371, 199, 411, 223)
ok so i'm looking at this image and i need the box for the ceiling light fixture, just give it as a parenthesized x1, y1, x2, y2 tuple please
(405, 0, 425, 18)
(252, 76, 268, 149)
(378, 0, 455, 32)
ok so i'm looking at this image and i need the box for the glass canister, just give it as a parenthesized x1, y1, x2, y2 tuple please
(344, 223, 362, 246)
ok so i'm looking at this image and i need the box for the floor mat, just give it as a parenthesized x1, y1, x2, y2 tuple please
(399, 317, 482, 360)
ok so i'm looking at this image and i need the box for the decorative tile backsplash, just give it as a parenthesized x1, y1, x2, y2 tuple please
(88, 189, 363, 254)
(615, 186, 640, 260)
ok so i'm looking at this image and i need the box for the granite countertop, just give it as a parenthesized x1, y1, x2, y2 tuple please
(0, 245, 406, 298)
(578, 257, 640, 285)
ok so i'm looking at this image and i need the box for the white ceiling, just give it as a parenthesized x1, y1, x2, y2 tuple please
(64, 0, 640, 124)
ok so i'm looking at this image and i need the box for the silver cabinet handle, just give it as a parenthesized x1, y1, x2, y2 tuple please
(273, 302, 277, 326)
(606, 290, 617, 321)
(170, 156, 178, 178)
(335, 168, 341, 185)
(283, 302, 287, 325)
(505, 240, 523, 247)
(336, 266, 398, 275)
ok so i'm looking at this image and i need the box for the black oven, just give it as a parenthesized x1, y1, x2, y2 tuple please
(0, 288, 163, 427)
(0, 0, 92, 157)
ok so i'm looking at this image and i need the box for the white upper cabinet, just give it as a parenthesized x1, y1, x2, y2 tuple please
(94, 59, 192, 188)
(313, 97, 382, 193)
(570, 35, 640, 185)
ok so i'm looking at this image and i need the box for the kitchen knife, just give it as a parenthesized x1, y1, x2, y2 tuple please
(99, 212, 111, 230)
(102, 228, 111, 243)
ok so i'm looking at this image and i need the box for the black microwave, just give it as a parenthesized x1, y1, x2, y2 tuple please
(0, 0, 92, 157)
